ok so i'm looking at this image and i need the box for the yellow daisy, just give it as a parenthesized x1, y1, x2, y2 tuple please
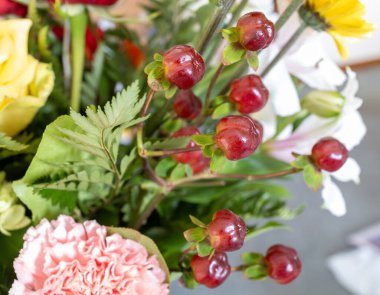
(300, 0, 374, 59)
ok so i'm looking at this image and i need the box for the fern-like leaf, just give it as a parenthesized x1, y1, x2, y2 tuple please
(0, 133, 28, 151)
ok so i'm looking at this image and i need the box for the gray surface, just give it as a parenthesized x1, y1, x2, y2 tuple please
(171, 67, 380, 295)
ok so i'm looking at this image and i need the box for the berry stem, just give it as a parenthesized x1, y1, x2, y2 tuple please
(70, 11, 87, 112)
(137, 89, 156, 157)
(261, 22, 307, 78)
(203, 63, 225, 115)
(275, 0, 305, 32)
(196, 0, 236, 54)
(170, 167, 302, 187)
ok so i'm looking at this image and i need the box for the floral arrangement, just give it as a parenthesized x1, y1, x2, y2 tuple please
(0, 0, 374, 293)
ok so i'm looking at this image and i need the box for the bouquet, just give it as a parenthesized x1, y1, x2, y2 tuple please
(0, 0, 374, 293)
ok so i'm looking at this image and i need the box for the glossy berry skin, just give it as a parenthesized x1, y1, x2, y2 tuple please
(190, 253, 231, 288)
(230, 75, 269, 114)
(172, 127, 210, 173)
(0, 0, 27, 16)
(215, 115, 263, 161)
(237, 12, 275, 52)
(163, 45, 205, 89)
(173, 90, 202, 120)
(265, 244, 302, 285)
(312, 137, 348, 172)
(207, 209, 247, 252)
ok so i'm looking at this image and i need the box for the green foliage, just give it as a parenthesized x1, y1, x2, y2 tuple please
(0, 133, 28, 152)
(303, 164, 323, 191)
(223, 43, 246, 65)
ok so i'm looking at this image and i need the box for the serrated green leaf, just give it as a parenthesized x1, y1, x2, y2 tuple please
(120, 149, 136, 176)
(222, 43, 246, 66)
(212, 102, 232, 119)
(244, 265, 268, 280)
(304, 164, 323, 191)
(192, 134, 214, 146)
(149, 136, 191, 150)
(222, 27, 240, 43)
(246, 51, 259, 70)
(0, 133, 28, 151)
(39, 189, 78, 211)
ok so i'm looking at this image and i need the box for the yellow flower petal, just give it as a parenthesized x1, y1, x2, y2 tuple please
(329, 31, 348, 59)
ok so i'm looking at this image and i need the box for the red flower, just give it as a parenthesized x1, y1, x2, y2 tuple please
(121, 40, 145, 69)
(0, 0, 27, 16)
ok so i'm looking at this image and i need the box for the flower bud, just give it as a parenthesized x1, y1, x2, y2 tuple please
(301, 90, 345, 118)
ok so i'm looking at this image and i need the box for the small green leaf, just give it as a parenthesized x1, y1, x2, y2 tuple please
(0, 133, 28, 151)
(291, 155, 311, 169)
(212, 102, 232, 119)
(304, 164, 323, 191)
(222, 43, 246, 66)
(149, 136, 191, 150)
(165, 85, 177, 98)
(246, 51, 259, 70)
(153, 53, 163, 61)
(202, 145, 214, 158)
(244, 265, 268, 280)
(241, 252, 264, 265)
(196, 241, 213, 257)
(144, 60, 161, 74)
(221, 27, 240, 43)
(180, 271, 199, 289)
(183, 227, 206, 243)
(189, 215, 207, 228)
(155, 158, 176, 177)
(210, 149, 228, 172)
(192, 134, 214, 146)
(170, 164, 187, 181)
(148, 66, 166, 91)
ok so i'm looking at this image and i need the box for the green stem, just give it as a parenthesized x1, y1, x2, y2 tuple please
(203, 63, 225, 114)
(70, 11, 87, 112)
(197, 0, 236, 54)
(261, 22, 307, 78)
(137, 89, 155, 156)
(275, 0, 305, 32)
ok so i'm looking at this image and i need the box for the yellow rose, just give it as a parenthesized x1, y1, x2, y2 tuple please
(0, 19, 55, 137)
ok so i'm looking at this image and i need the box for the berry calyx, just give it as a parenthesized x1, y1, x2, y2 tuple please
(172, 127, 210, 173)
(190, 253, 231, 288)
(163, 45, 205, 89)
(237, 12, 275, 52)
(173, 90, 202, 120)
(207, 209, 247, 252)
(265, 244, 302, 285)
(311, 137, 348, 172)
(230, 75, 269, 114)
(215, 115, 263, 160)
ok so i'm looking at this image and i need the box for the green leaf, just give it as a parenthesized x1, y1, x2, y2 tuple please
(212, 102, 232, 119)
(189, 215, 207, 228)
(222, 43, 246, 66)
(144, 60, 162, 74)
(221, 27, 240, 43)
(155, 158, 177, 178)
(148, 66, 167, 92)
(170, 164, 187, 181)
(246, 221, 288, 240)
(149, 136, 191, 150)
(291, 155, 311, 168)
(106, 227, 170, 284)
(241, 252, 264, 265)
(39, 189, 77, 211)
(183, 227, 206, 243)
(304, 164, 323, 191)
(210, 149, 229, 172)
(202, 145, 214, 157)
(153, 53, 163, 61)
(192, 134, 214, 146)
(120, 149, 136, 177)
(196, 241, 213, 257)
(246, 51, 259, 70)
(0, 133, 28, 151)
(244, 265, 268, 280)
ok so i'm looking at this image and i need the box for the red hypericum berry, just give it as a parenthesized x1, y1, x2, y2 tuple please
(121, 40, 145, 69)
(230, 75, 269, 114)
(207, 209, 247, 252)
(190, 253, 231, 288)
(172, 127, 209, 173)
(0, 0, 27, 16)
(237, 12, 275, 52)
(265, 244, 302, 285)
(163, 45, 205, 89)
(311, 137, 348, 172)
(173, 90, 202, 120)
(48, 0, 117, 6)
(215, 115, 263, 161)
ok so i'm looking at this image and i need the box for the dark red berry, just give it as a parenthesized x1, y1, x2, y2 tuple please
(215, 115, 263, 160)
(173, 90, 202, 120)
(0, 0, 27, 16)
(312, 137, 348, 172)
(207, 209, 246, 252)
(237, 12, 275, 52)
(190, 253, 231, 288)
(172, 127, 209, 173)
(265, 244, 302, 284)
(163, 45, 205, 89)
(230, 75, 269, 114)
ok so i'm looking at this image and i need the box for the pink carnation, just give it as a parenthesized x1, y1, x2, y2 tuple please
(10, 215, 169, 295)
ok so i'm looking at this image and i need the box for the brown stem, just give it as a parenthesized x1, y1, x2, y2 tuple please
(143, 159, 167, 187)
(133, 192, 166, 229)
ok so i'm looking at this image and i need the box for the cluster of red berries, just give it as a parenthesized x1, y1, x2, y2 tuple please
(311, 137, 348, 172)
(188, 210, 302, 288)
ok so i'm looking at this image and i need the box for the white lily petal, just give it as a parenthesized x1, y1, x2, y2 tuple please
(342, 68, 359, 99)
(331, 158, 361, 184)
(251, 102, 277, 141)
(321, 174, 347, 217)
